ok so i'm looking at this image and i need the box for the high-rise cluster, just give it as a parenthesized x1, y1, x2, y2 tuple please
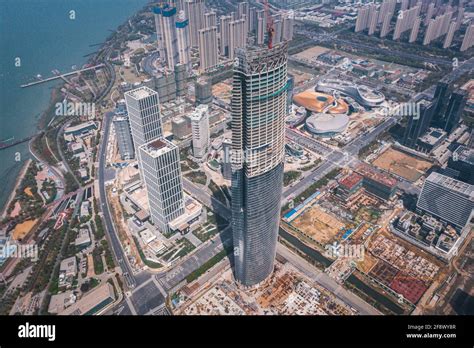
(354, 0, 469, 51)
(154, 4, 191, 71)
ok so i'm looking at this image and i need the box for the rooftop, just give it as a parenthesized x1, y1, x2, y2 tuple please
(355, 163, 398, 188)
(453, 145, 474, 165)
(60, 283, 115, 315)
(339, 172, 363, 190)
(140, 138, 176, 158)
(426, 172, 474, 199)
(125, 86, 157, 100)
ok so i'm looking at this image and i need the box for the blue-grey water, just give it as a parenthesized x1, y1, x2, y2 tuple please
(0, 0, 149, 210)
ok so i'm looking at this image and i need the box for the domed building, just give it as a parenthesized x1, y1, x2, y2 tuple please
(305, 113, 349, 137)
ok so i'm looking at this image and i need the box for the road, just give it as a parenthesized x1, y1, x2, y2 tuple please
(283, 116, 397, 203)
(97, 111, 137, 289)
(182, 178, 231, 220)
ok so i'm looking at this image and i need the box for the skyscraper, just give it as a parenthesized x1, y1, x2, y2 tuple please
(403, 98, 435, 148)
(228, 18, 247, 59)
(113, 115, 135, 160)
(139, 138, 185, 234)
(282, 13, 294, 41)
(154, 5, 179, 70)
(124, 87, 163, 150)
(204, 11, 217, 27)
(355, 6, 370, 32)
(189, 104, 210, 159)
(417, 172, 474, 229)
(195, 78, 213, 105)
(125, 86, 164, 183)
(231, 43, 288, 287)
(461, 23, 474, 52)
(257, 16, 265, 45)
(444, 89, 467, 134)
(176, 10, 191, 71)
(198, 26, 218, 71)
(443, 21, 456, 48)
(219, 15, 232, 56)
(184, 0, 205, 47)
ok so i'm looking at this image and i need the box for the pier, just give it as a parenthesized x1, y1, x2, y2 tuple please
(20, 64, 104, 88)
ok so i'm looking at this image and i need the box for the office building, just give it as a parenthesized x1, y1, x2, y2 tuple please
(448, 145, 474, 184)
(355, 163, 398, 200)
(113, 115, 135, 160)
(231, 43, 288, 286)
(432, 81, 450, 126)
(403, 98, 436, 148)
(184, 0, 205, 47)
(417, 172, 474, 229)
(125, 87, 163, 150)
(189, 105, 210, 159)
(139, 138, 185, 234)
(198, 26, 219, 71)
(444, 89, 467, 133)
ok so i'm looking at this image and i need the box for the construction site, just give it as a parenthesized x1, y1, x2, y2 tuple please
(371, 147, 433, 182)
(178, 262, 354, 315)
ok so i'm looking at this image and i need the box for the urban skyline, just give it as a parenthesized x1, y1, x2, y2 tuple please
(0, 2, 473, 338)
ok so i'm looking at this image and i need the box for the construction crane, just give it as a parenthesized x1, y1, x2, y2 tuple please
(264, 0, 274, 49)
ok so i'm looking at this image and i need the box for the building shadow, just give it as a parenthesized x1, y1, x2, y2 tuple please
(450, 288, 474, 315)
(209, 188, 234, 267)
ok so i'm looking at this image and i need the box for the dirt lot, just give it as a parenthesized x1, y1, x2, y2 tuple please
(291, 205, 346, 244)
(293, 45, 329, 61)
(372, 148, 432, 182)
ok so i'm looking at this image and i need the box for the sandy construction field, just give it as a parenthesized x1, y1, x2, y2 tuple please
(372, 148, 432, 182)
(291, 205, 345, 244)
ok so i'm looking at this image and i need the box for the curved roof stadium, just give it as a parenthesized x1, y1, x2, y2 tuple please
(316, 79, 385, 107)
(305, 113, 349, 136)
(293, 91, 349, 114)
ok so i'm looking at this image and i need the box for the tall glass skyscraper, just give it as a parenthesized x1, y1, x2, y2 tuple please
(231, 42, 289, 287)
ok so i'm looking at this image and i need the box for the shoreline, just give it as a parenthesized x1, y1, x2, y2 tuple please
(0, 2, 150, 216)
(0, 158, 32, 221)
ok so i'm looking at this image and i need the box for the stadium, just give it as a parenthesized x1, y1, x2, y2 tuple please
(305, 113, 350, 136)
(316, 79, 385, 108)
